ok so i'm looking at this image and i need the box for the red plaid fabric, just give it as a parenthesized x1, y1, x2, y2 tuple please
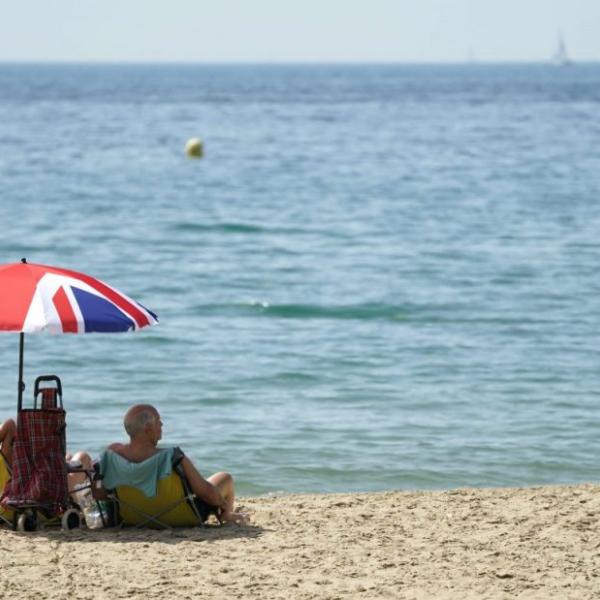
(41, 388, 57, 409)
(0, 408, 69, 514)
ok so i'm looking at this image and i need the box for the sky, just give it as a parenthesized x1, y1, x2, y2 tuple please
(0, 0, 598, 63)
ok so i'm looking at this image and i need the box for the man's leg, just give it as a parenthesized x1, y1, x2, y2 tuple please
(207, 471, 248, 524)
(67, 451, 93, 493)
(180, 457, 247, 524)
(0, 419, 16, 465)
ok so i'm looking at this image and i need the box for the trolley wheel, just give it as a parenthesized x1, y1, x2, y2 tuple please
(17, 512, 38, 532)
(61, 509, 81, 530)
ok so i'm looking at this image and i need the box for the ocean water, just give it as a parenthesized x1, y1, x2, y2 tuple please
(0, 63, 600, 495)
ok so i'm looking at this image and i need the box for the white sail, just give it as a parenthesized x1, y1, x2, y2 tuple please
(553, 33, 571, 66)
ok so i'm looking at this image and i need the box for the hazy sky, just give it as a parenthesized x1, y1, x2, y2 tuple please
(0, 0, 598, 63)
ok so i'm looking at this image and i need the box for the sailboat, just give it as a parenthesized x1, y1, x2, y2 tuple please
(552, 33, 571, 66)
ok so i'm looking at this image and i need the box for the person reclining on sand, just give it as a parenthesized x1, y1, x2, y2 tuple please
(0, 418, 16, 465)
(98, 404, 248, 525)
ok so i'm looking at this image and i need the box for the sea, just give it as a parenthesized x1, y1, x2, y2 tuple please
(0, 62, 599, 496)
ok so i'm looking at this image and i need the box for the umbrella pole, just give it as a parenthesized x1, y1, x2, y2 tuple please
(18, 332, 24, 411)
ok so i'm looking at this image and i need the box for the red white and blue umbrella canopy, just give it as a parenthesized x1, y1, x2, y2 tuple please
(0, 260, 158, 334)
(0, 259, 158, 407)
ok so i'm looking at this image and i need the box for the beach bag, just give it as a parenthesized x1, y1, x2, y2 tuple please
(0, 407, 69, 514)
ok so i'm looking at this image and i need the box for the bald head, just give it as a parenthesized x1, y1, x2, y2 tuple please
(123, 404, 159, 438)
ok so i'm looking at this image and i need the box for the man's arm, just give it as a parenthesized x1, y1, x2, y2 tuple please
(92, 444, 125, 500)
(181, 457, 225, 508)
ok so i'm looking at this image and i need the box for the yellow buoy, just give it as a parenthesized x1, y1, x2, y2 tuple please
(185, 137, 203, 158)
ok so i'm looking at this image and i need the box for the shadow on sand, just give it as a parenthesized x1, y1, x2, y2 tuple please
(2, 521, 265, 545)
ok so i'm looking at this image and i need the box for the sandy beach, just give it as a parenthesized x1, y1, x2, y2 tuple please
(0, 483, 599, 599)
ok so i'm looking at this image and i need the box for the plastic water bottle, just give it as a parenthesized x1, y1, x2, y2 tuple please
(73, 483, 104, 529)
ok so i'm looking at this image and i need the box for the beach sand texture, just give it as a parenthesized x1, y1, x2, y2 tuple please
(1, 484, 599, 599)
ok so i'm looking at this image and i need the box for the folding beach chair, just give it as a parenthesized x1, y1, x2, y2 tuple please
(98, 447, 221, 529)
(0, 376, 85, 531)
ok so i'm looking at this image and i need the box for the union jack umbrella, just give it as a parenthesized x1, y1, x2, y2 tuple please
(0, 258, 158, 408)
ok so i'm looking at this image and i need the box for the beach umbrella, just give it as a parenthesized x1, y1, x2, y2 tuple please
(0, 258, 158, 409)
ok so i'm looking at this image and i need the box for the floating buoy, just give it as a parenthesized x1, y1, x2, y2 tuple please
(185, 138, 203, 158)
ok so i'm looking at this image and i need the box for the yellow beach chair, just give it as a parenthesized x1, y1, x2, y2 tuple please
(0, 451, 14, 527)
(99, 447, 221, 529)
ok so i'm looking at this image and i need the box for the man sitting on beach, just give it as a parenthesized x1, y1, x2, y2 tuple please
(103, 404, 247, 525)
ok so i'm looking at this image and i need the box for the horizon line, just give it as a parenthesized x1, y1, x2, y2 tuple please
(0, 58, 598, 67)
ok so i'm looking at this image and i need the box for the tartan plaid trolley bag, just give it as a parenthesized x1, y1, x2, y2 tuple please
(0, 375, 82, 531)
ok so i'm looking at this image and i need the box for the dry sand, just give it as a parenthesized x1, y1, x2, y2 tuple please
(1, 483, 600, 599)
